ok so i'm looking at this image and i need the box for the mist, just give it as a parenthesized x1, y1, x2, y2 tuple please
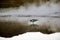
(0, 0, 60, 40)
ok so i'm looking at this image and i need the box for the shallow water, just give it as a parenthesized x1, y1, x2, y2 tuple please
(0, 1, 60, 40)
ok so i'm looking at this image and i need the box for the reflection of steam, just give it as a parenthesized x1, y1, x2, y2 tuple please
(0, 21, 60, 38)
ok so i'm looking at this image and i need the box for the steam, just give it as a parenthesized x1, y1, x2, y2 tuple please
(0, 2, 60, 16)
